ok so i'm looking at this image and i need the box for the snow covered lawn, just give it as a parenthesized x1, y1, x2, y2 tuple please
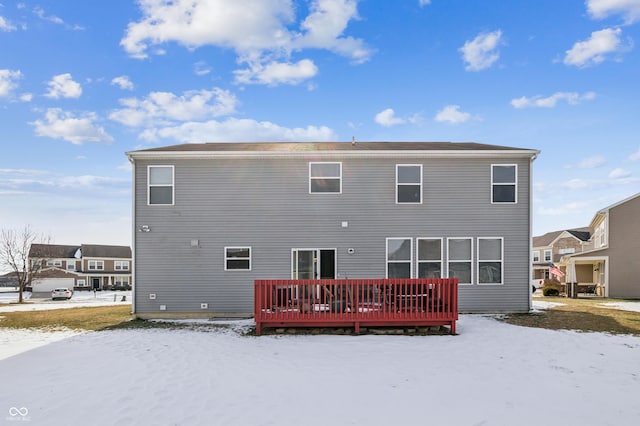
(1, 312, 639, 425)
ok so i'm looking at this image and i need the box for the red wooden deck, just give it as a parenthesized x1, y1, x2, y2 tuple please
(254, 278, 458, 335)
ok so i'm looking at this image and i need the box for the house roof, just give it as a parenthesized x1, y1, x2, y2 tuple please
(127, 141, 540, 160)
(28, 244, 131, 259)
(29, 244, 79, 259)
(533, 227, 591, 248)
(589, 192, 640, 228)
(81, 244, 132, 259)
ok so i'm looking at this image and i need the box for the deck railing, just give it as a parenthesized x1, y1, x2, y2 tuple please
(254, 278, 458, 335)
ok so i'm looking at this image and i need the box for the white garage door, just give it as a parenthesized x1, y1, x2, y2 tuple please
(32, 278, 74, 293)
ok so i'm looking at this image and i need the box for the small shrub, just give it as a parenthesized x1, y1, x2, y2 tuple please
(542, 286, 560, 297)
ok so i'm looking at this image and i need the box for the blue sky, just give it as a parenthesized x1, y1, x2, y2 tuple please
(1, 0, 639, 249)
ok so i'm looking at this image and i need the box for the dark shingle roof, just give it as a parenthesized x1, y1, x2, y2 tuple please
(81, 244, 131, 258)
(28, 244, 131, 259)
(533, 227, 591, 247)
(132, 141, 534, 153)
(29, 244, 79, 258)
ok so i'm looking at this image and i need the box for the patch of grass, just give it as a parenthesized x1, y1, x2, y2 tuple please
(0, 305, 134, 331)
(500, 297, 640, 336)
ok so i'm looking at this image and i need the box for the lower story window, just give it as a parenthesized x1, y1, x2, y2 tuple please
(77, 279, 86, 287)
(386, 238, 412, 278)
(478, 238, 503, 284)
(225, 247, 251, 271)
(447, 238, 472, 284)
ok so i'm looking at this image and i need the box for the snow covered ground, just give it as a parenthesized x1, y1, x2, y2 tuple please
(0, 290, 131, 312)
(1, 300, 640, 425)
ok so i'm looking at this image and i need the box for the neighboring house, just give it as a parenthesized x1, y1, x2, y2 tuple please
(28, 244, 132, 292)
(126, 141, 539, 318)
(560, 193, 640, 298)
(532, 227, 591, 281)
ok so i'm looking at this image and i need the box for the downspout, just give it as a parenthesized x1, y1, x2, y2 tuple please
(129, 156, 136, 314)
(528, 151, 539, 311)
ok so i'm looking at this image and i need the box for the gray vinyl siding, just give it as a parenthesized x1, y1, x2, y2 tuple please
(133, 155, 532, 314)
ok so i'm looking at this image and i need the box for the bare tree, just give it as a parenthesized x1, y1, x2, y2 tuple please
(0, 226, 51, 303)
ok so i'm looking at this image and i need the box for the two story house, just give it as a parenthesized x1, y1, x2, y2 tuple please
(560, 192, 640, 298)
(28, 244, 132, 292)
(127, 141, 539, 318)
(532, 227, 591, 282)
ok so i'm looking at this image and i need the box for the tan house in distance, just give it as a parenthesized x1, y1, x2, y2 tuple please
(559, 193, 640, 299)
(28, 244, 132, 292)
(532, 227, 591, 282)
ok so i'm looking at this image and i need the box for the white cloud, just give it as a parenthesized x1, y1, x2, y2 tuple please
(194, 61, 211, 76)
(629, 146, 640, 161)
(374, 108, 420, 127)
(539, 201, 591, 216)
(33, 7, 63, 25)
(609, 168, 631, 179)
(109, 88, 238, 127)
(564, 28, 628, 67)
(0, 15, 17, 31)
(0, 69, 22, 97)
(120, 0, 372, 85)
(19, 93, 33, 102)
(139, 117, 336, 143)
(579, 155, 607, 168)
(45, 73, 82, 99)
(459, 30, 503, 71)
(111, 76, 134, 91)
(234, 59, 318, 86)
(511, 91, 596, 108)
(434, 105, 472, 124)
(30, 108, 114, 145)
(419, 0, 432, 6)
(587, 0, 640, 24)
(374, 109, 404, 127)
(562, 178, 591, 189)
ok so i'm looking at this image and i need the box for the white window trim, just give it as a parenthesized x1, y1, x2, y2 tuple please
(477, 237, 504, 286)
(543, 249, 552, 262)
(148, 165, 175, 206)
(115, 276, 130, 285)
(77, 279, 86, 287)
(532, 250, 540, 263)
(416, 237, 443, 279)
(396, 164, 423, 204)
(386, 237, 413, 278)
(115, 261, 130, 271)
(224, 246, 252, 271)
(309, 162, 342, 194)
(446, 237, 473, 285)
(88, 260, 104, 271)
(66, 261, 76, 271)
(491, 164, 517, 204)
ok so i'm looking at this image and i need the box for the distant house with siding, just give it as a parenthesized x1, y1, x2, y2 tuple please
(28, 244, 132, 292)
(126, 141, 539, 318)
(560, 192, 640, 298)
(532, 227, 591, 281)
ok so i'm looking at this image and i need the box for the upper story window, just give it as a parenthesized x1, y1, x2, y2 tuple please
(88, 260, 104, 271)
(491, 164, 517, 204)
(309, 162, 342, 193)
(148, 165, 174, 205)
(543, 250, 552, 262)
(115, 261, 129, 271)
(225, 247, 251, 271)
(47, 260, 62, 267)
(66, 261, 76, 271)
(417, 238, 442, 279)
(594, 220, 607, 248)
(396, 165, 422, 204)
(478, 238, 503, 285)
(386, 238, 413, 278)
(532, 251, 540, 263)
